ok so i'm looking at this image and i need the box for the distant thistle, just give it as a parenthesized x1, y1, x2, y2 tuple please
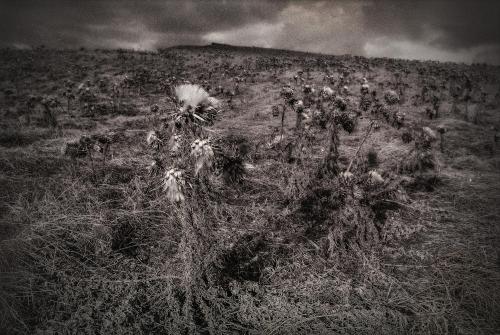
(280, 85, 296, 106)
(321, 86, 334, 98)
(334, 96, 347, 111)
(150, 104, 160, 113)
(335, 112, 356, 133)
(170, 134, 182, 153)
(146, 130, 161, 150)
(148, 158, 163, 176)
(394, 111, 405, 128)
(384, 90, 399, 105)
(340, 171, 354, 181)
(401, 129, 413, 143)
(342, 85, 350, 95)
(361, 78, 370, 94)
(368, 170, 384, 184)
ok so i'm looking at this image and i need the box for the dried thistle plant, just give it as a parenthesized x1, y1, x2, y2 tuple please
(146, 130, 161, 150)
(170, 134, 182, 153)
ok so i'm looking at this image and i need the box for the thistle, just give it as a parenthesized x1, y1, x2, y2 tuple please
(394, 111, 405, 128)
(146, 130, 161, 150)
(190, 139, 214, 176)
(295, 100, 305, 129)
(170, 134, 182, 153)
(303, 85, 314, 94)
(295, 100, 304, 112)
(280, 85, 295, 106)
(368, 170, 384, 184)
(175, 84, 209, 112)
(150, 104, 160, 113)
(422, 127, 437, 142)
(340, 171, 354, 181)
(321, 86, 334, 98)
(162, 168, 185, 203)
(361, 78, 370, 94)
(148, 159, 163, 176)
(384, 90, 400, 105)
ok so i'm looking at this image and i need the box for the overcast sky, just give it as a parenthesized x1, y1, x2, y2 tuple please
(1, 0, 499, 64)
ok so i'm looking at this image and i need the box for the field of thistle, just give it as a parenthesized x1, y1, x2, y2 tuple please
(0, 44, 500, 334)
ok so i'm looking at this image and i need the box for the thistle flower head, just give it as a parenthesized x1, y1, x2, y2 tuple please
(301, 111, 312, 129)
(321, 86, 334, 98)
(280, 86, 294, 99)
(148, 159, 163, 175)
(340, 171, 354, 180)
(162, 168, 185, 202)
(171, 134, 182, 153)
(422, 127, 437, 141)
(146, 130, 161, 148)
(395, 111, 405, 124)
(175, 84, 209, 112)
(190, 139, 214, 175)
(384, 90, 400, 105)
(150, 104, 160, 113)
(303, 85, 314, 94)
(368, 170, 384, 184)
(295, 100, 304, 112)
(361, 83, 370, 94)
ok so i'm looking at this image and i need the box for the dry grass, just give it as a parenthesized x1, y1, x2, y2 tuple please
(0, 46, 499, 334)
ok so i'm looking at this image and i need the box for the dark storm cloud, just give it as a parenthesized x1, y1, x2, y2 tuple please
(361, 0, 500, 50)
(133, 1, 288, 33)
(0, 0, 499, 64)
(0, 1, 114, 47)
(0, 0, 288, 49)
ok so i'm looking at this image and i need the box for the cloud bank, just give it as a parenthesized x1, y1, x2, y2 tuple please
(1, 0, 499, 64)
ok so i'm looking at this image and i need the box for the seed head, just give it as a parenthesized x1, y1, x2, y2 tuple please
(190, 139, 214, 175)
(162, 168, 185, 202)
(146, 130, 161, 148)
(368, 170, 384, 184)
(171, 134, 182, 153)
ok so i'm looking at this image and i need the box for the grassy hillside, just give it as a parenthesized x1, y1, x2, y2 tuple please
(0, 45, 499, 334)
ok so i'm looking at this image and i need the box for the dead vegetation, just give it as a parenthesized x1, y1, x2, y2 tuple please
(0, 45, 499, 334)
